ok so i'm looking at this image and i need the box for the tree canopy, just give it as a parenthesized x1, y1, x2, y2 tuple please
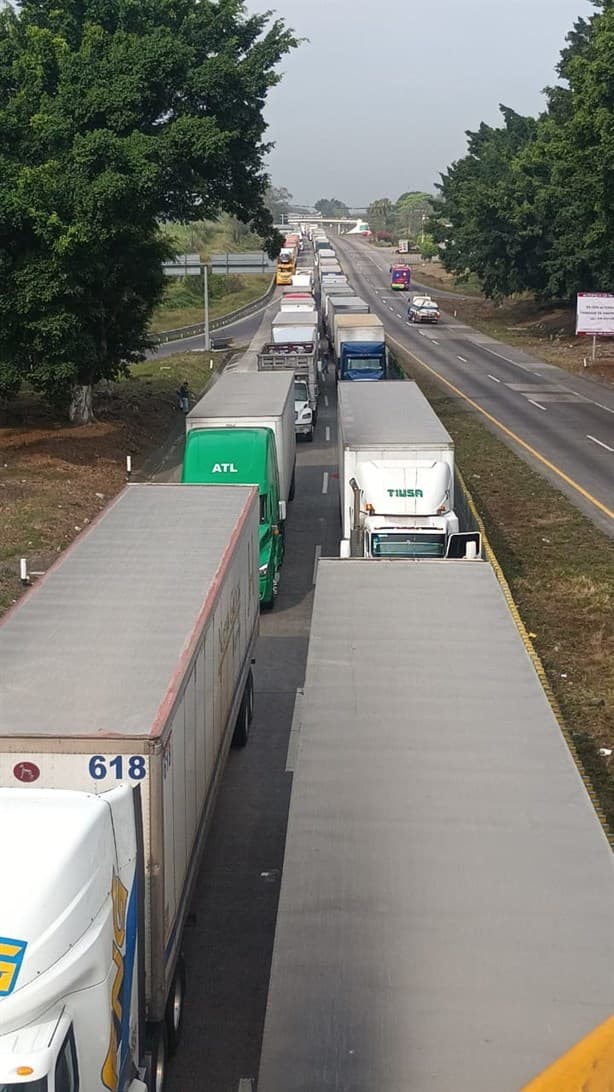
(431, 1, 614, 301)
(0, 0, 296, 419)
(314, 198, 350, 218)
(367, 192, 433, 242)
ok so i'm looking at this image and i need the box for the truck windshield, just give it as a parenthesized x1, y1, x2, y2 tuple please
(370, 532, 445, 558)
(294, 382, 308, 401)
(346, 356, 383, 374)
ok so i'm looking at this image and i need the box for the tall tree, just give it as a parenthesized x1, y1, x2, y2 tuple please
(314, 198, 350, 218)
(264, 185, 293, 223)
(366, 197, 394, 235)
(0, 0, 297, 421)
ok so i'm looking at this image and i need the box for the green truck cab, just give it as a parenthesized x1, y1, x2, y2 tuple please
(182, 427, 285, 608)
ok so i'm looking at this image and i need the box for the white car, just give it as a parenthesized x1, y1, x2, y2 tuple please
(294, 379, 314, 441)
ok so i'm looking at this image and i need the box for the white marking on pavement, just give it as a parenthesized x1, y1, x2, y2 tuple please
(528, 399, 546, 411)
(457, 355, 468, 363)
(325, 426, 331, 442)
(322, 471, 329, 494)
(488, 374, 501, 383)
(324, 394, 329, 407)
(312, 544, 322, 585)
(587, 434, 614, 452)
(431, 339, 439, 345)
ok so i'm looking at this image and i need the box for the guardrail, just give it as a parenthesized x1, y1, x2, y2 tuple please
(156, 277, 277, 345)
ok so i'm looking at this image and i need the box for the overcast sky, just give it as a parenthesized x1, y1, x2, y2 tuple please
(245, 0, 594, 208)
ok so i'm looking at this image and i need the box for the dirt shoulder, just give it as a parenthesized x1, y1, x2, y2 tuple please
(411, 261, 614, 388)
(0, 349, 233, 613)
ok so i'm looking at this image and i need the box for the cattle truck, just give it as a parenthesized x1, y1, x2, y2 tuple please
(0, 483, 260, 1092)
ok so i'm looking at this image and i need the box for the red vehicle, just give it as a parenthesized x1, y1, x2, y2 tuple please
(390, 263, 412, 291)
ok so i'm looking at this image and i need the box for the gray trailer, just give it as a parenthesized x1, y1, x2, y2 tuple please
(0, 484, 260, 1085)
(327, 294, 369, 342)
(257, 341, 319, 418)
(258, 559, 614, 1092)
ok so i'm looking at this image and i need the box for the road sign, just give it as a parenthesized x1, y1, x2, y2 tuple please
(210, 252, 276, 274)
(576, 292, 614, 336)
(163, 253, 201, 276)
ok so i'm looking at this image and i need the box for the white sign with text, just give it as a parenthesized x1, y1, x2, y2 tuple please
(576, 292, 614, 336)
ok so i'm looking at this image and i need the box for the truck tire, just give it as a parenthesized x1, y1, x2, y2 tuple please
(232, 690, 250, 748)
(145, 1024, 168, 1092)
(165, 954, 186, 1054)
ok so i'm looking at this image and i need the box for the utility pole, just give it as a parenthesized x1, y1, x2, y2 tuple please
(203, 264, 210, 351)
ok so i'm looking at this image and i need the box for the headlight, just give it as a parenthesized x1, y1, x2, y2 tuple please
(259, 562, 269, 575)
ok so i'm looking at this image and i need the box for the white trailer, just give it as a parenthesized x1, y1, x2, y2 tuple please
(257, 559, 614, 1092)
(327, 295, 369, 344)
(280, 294, 315, 312)
(337, 382, 479, 558)
(271, 310, 318, 347)
(0, 483, 260, 1092)
(290, 271, 313, 289)
(187, 371, 296, 507)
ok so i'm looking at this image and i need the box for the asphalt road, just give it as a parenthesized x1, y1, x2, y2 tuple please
(154, 346, 340, 1092)
(153, 288, 283, 359)
(334, 235, 614, 536)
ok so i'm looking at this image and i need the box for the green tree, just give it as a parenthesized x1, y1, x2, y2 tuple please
(419, 236, 439, 262)
(394, 191, 433, 239)
(314, 198, 350, 218)
(366, 197, 395, 235)
(264, 185, 293, 224)
(0, 0, 296, 422)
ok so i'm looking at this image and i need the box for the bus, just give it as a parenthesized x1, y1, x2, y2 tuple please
(390, 263, 411, 291)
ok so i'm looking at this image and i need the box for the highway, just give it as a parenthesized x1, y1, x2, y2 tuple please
(334, 235, 614, 536)
(156, 337, 341, 1092)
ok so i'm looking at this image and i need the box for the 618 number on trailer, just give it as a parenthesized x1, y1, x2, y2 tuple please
(88, 755, 147, 781)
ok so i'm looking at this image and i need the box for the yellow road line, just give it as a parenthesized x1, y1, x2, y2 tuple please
(387, 333, 614, 522)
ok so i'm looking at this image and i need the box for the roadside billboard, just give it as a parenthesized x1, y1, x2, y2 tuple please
(576, 292, 614, 336)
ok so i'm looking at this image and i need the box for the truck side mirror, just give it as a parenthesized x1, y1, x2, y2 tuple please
(278, 500, 287, 522)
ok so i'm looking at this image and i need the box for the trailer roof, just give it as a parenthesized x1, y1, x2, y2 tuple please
(338, 380, 453, 448)
(188, 369, 293, 420)
(258, 559, 614, 1092)
(271, 310, 318, 326)
(0, 485, 257, 739)
(334, 314, 383, 328)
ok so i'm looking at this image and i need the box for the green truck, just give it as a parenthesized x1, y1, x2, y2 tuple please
(182, 371, 296, 608)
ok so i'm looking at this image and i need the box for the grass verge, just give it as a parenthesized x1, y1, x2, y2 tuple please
(393, 341, 614, 833)
(150, 273, 272, 333)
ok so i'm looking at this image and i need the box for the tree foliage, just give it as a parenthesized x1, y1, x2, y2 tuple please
(314, 197, 350, 218)
(264, 185, 293, 223)
(431, 2, 614, 301)
(0, 0, 296, 419)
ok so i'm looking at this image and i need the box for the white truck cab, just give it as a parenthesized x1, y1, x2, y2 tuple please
(0, 786, 147, 1092)
(294, 379, 313, 441)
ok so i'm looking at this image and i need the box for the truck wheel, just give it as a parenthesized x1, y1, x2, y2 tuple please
(232, 691, 250, 747)
(165, 955, 186, 1054)
(145, 1024, 168, 1092)
(289, 468, 296, 502)
(246, 669, 255, 724)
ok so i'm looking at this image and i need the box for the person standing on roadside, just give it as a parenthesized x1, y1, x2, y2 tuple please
(177, 380, 190, 414)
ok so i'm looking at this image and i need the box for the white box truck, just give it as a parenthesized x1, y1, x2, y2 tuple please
(0, 483, 260, 1092)
(338, 382, 480, 558)
(257, 559, 614, 1092)
(327, 295, 369, 345)
(271, 310, 318, 346)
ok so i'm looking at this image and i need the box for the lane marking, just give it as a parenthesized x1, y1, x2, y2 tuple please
(322, 471, 329, 494)
(587, 434, 614, 453)
(325, 426, 331, 442)
(312, 544, 322, 584)
(457, 355, 468, 363)
(324, 394, 329, 407)
(528, 399, 547, 412)
(471, 341, 614, 416)
(386, 331, 614, 521)
(488, 374, 501, 383)
(431, 339, 439, 345)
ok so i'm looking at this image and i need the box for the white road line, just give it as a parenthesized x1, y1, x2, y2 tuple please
(325, 426, 331, 442)
(587, 434, 614, 452)
(322, 471, 329, 494)
(431, 339, 439, 345)
(488, 374, 501, 383)
(324, 394, 329, 407)
(312, 544, 322, 584)
(528, 399, 547, 411)
(457, 355, 468, 363)
(592, 400, 614, 416)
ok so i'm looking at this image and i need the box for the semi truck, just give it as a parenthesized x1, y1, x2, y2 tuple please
(257, 342, 319, 422)
(333, 313, 387, 381)
(257, 558, 614, 1092)
(337, 382, 480, 559)
(275, 247, 295, 286)
(290, 271, 313, 290)
(182, 371, 296, 608)
(0, 483, 260, 1092)
(279, 293, 315, 312)
(321, 284, 355, 332)
(327, 295, 369, 347)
